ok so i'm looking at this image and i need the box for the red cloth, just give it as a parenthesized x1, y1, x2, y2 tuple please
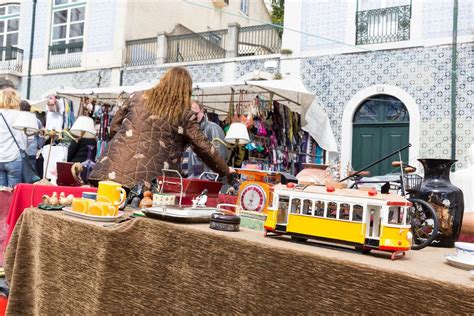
(0, 191, 13, 266)
(4, 184, 97, 249)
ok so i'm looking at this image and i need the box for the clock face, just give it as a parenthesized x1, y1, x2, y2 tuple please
(240, 184, 266, 212)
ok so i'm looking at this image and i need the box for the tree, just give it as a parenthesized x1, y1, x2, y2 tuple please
(271, 0, 284, 36)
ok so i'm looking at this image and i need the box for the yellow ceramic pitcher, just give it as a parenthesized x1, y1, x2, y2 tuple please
(96, 181, 127, 215)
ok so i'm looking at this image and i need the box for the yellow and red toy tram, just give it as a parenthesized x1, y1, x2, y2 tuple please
(264, 183, 413, 260)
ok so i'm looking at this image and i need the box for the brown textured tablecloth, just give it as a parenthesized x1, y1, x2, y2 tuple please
(4, 208, 474, 314)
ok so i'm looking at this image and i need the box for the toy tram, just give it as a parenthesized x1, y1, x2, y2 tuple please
(264, 183, 413, 260)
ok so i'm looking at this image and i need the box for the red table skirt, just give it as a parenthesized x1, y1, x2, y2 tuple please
(4, 184, 97, 250)
(0, 191, 13, 267)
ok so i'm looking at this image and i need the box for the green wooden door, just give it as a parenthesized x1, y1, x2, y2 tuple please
(352, 95, 409, 176)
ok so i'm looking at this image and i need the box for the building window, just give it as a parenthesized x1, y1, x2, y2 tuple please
(356, 0, 411, 45)
(51, 1, 85, 48)
(240, 0, 249, 15)
(0, 4, 20, 48)
(49, 1, 85, 69)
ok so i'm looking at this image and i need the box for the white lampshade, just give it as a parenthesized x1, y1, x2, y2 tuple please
(225, 122, 250, 145)
(13, 112, 40, 134)
(70, 116, 96, 139)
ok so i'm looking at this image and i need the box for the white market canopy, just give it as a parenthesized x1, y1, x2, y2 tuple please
(41, 79, 338, 152)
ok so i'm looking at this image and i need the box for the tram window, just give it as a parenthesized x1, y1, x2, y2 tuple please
(302, 199, 312, 215)
(291, 199, 301, 214)
(339, 203, 350, 220)
(326, 202, 337, 218)
(278, 196, 289, 212)
(314, 201, 324, 217)
(352, 205, 363, 222)
(388, 206, 404, 225)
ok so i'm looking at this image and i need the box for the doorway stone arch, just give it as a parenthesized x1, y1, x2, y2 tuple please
(340, 84, 420, 177)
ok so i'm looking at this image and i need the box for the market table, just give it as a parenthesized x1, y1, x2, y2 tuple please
(5, 208, 473, 314)
(4, 183, 97, 249)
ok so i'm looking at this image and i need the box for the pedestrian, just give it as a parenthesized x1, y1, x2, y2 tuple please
(19, 100, 43, 177)
(89, 67, 234, 189)
(0, 88, 26, 187)
(182, 100, 229, 179)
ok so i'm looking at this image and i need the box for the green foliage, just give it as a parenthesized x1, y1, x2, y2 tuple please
(271, 0, 284, 36)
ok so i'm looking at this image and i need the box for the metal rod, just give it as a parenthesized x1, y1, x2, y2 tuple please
(339, 143, 411, 182)
(26, 0, 37, 99)
(450, 0, 458, 169)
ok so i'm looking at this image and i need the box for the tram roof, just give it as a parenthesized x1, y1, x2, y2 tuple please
(273, 184, 410, 204)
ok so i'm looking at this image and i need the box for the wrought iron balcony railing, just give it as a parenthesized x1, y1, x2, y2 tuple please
(48, 42, 83, 70)
(0, 46, 23, 72)
(166, 29, 228, 63)
(356, 5, 411, 45)
(125, 38, 158, 67)
(238, 24, 281, 56)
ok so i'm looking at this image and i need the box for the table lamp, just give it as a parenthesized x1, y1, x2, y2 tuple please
(11, 112, 39, 136)
(212, 122, 250, 149)
(69, 116, 96, 139)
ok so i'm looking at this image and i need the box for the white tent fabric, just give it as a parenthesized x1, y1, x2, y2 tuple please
(451, 145, 474, 212)
(43, 79, 338, 152)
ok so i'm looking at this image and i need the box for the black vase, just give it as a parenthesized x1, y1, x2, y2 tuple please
(417, 159, 464, 248)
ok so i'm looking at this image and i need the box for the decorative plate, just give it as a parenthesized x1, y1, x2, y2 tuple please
(445, 255, 474, 271)
(143, 206, 219, 223)
(63, 207, 124, 222)
(38, 203, 67, 211)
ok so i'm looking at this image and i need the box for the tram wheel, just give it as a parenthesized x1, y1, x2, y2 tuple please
(291, 236, 307, 243)
(355, 245, 371, 254)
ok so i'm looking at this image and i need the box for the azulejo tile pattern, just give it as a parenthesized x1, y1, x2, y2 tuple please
(301, 0, 348, 51)
(25, 70, 112, 100)
(122, 63, 224, 86)
(301, 43, 473, 168)
(86, 0, 117, 53)
(234, 58, 280, 80)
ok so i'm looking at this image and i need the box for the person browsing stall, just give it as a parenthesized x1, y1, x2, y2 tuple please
(0, 88, 27, 187)
(183, 100, 229, 178)
(89, 67, 234, 189)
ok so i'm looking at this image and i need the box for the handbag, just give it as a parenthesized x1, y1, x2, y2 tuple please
(0, 113, 41, 183)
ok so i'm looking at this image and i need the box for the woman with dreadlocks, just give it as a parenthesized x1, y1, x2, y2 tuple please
(89, 67, 233, 189)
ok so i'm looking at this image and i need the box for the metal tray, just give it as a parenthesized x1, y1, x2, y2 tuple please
(143, 206, 220, 223)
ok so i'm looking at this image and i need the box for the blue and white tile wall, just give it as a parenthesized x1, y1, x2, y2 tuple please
(122, 63, 225, 86)
(234, 58, 280, 79)
(85, 0, 117, 53)
(26, 70, 112, 100)
(301, 43, 473, 168)
(301, 0, 348, 51)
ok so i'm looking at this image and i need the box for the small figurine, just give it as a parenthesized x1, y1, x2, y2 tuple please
(139, 191, 153, 209)
(49, 192, 59, 206)
(192, 189, 208, 208)
(59, 192, 68, 205)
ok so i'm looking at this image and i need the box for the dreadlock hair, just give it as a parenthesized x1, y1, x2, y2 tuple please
(144, 67, 193, 125)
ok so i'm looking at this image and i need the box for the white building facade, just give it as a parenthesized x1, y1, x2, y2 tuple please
(0, 0, 472, 172)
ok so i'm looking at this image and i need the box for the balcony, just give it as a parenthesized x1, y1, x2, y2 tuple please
(166, 29, 228, 63)
(48, 42, 83, 70)
(0, 47, 23, 73)
(124, 24, 282, 67)
(356, 5, 411, 45)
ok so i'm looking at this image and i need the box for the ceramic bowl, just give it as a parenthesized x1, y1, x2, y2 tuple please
(455, 242, 474, 262)
(82, 192, 97, 200)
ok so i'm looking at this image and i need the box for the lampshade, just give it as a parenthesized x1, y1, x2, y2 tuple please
(70, 116, 96, 138)
(12, 112, 40, 134)
(225, 122, 250, 145)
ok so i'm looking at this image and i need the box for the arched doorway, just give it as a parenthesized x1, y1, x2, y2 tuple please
(352, 94, 410, 176)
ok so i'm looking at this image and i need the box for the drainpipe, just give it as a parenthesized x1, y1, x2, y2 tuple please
(26, 0, 38, 99)
(450, 0, 458, 166)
